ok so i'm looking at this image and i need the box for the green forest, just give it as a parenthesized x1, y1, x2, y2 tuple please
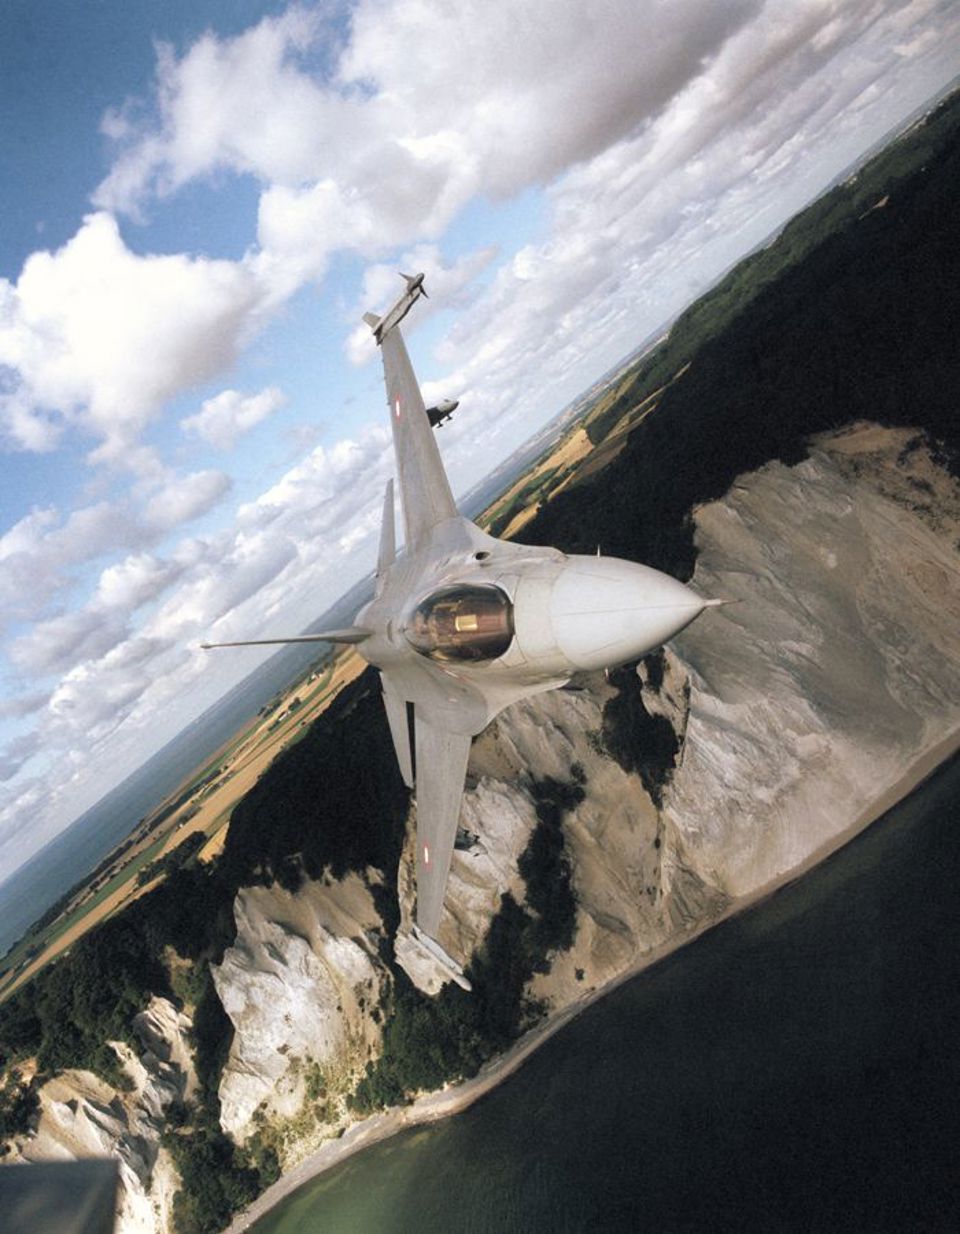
(1, 87, 959, 1234)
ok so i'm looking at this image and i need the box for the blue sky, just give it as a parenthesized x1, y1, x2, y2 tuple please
(0, 0, 957, 878)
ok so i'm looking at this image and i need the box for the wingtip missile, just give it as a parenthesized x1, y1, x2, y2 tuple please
(364, 272, 428, 343)
(400, 270, 428, 298)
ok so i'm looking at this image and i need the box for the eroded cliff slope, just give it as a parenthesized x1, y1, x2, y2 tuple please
(659, 424, 960, 897)
(5, 997, 195, 1234)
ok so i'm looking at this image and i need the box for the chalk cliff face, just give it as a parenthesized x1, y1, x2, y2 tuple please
(7, 997, 194, 1234)
(659, 425, 960, 898)
(8, 424, 958, 1234)
(211, 873, 384, 1139)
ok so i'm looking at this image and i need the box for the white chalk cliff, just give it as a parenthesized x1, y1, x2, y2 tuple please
(5, 997, 195, 1234)
(661, 424, 960, 898)
(7, 424, 959, 1234)
(211, 873, 384, 1139)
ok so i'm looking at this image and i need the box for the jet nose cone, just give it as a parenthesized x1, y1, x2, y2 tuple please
(551, 557, 706, 671)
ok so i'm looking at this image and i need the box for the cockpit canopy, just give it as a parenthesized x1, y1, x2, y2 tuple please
(403, 584, 514, 663)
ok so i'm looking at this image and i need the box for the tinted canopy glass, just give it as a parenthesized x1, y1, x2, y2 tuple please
(403, 584, 514, 663)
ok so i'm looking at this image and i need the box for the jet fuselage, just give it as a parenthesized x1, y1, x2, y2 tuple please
(355, 512, 707, 738)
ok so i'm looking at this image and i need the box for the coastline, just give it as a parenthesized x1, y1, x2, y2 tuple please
(224, 728, 960, 1233)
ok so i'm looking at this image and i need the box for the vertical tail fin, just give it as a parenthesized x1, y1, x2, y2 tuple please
(376, 478, 396, 594)
(380, 326, 458, 549)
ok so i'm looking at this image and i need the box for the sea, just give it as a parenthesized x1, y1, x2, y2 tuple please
(251, 749, 960, 1234)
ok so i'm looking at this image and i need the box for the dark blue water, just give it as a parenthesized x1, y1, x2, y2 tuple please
(255, 751, 960, 1233)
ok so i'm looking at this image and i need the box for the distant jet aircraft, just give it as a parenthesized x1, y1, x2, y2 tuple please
(204, 276, 719, 985)
(425, 397, 458, 428)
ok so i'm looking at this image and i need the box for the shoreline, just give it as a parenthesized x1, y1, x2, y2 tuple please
(225, 729, 960, 1233)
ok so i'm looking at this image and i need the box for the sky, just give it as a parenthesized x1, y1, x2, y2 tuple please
(0, 0, 957, 881)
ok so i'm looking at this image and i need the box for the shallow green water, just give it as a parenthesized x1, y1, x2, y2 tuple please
(254, 752, 960, 1233)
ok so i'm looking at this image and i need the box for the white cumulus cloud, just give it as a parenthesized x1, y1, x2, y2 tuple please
(0, 500, 150, 626)
(93, 553, 184, 612)
(0, 213, 266, 460)
(93, 1, 759, 300)
(10, 609, 129, 677)
(181, 386, 286, 450)
(144, 469, 233, 532)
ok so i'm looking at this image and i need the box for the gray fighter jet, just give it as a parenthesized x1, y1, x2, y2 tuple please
(204, 276, 718, 984)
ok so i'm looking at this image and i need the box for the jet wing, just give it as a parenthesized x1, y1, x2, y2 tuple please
(371, 294, 458, 550)
(412, 713, 472, 937)
(201, 626, 370, 649)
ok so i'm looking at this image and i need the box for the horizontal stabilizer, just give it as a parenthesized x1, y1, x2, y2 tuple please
(0, 1157, 120, 1234)
(200, 626, 371, 650)
(364, 272, 427, 343)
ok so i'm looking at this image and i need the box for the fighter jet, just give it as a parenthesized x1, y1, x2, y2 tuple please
(425, 397, 459, 428)
(204, 275, 717, 985)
